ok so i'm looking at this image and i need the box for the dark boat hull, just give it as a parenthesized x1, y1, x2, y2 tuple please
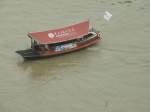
(16, 36, 101, 60)
(16, 49, 42, 60)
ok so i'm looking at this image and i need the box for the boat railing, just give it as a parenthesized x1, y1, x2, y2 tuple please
(89, 27, 100, 34)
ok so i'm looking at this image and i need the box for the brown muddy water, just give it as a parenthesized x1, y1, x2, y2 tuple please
(0, 0, 150, 112)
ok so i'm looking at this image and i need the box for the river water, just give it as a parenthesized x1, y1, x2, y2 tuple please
(0, 0, 150, 112)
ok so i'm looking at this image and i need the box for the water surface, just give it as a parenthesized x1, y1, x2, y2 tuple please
(0, 0, 150, 112)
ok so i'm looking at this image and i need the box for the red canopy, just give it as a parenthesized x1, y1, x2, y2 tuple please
(28, 20, 89, 44)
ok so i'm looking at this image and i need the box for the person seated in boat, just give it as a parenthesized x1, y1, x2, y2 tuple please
(33, 45, 40, 51)
(31, 41, 42, 51)
(76, 38, 82, 42)
(37, 45, 46, 53)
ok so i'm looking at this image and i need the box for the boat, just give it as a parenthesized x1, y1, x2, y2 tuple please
(16, 20, 102, 60)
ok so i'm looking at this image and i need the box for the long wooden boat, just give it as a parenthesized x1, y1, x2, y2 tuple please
(16, 20, 102, 60)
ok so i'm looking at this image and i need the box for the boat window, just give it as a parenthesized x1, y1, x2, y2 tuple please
(83, 33, 93, 38)
(47, 32, 95, 48)
(50, 39, 76, 46)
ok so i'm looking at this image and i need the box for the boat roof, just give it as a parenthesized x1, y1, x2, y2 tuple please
(28, 20, 89, 44)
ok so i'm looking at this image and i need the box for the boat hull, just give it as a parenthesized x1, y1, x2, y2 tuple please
(16, 36, 101, 60)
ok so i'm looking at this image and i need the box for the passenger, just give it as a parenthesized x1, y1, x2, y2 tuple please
(39, 45, 46, 53)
